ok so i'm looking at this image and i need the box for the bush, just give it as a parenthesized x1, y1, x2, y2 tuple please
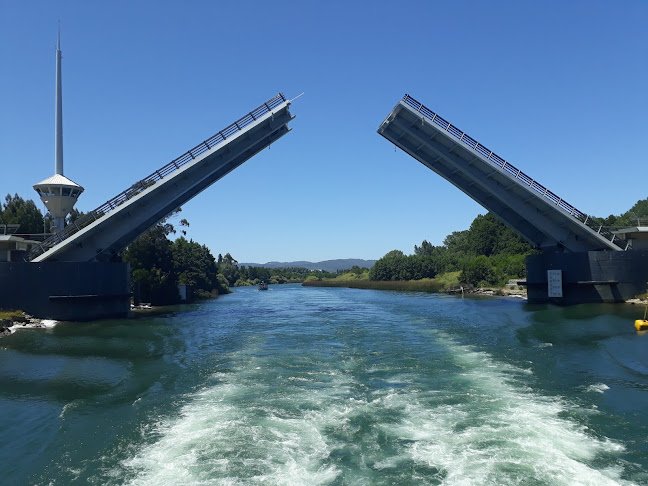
(215, 274, 232, 294)
(0, 309, 24, 320)
(435, 271, 461, 289)
(369, 251, 436, 281)
(461, 255, 496, 287)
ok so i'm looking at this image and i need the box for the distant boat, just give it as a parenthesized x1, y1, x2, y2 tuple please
(258, 281, 268, 291)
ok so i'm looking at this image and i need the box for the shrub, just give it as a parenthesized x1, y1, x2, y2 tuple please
(461, 255, 496, 287)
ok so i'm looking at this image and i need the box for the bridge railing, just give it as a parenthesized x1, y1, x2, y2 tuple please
(27, 93, 288, 261)
(401, 94, 629, 251)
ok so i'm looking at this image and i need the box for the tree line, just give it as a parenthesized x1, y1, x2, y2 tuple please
(371, 213, 536, 287)
(370, 198, 648, 287)
(122, 221, 344, 304)
(0, 193, 84, 233)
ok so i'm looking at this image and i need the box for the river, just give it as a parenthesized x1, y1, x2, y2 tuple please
(1, 284, 647, 485)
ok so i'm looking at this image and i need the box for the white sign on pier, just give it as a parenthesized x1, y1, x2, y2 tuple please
(547, 270, 563, 298)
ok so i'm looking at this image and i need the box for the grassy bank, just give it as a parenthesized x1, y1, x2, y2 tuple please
(303, 279, 444, 292)
(0, 309, 25, 321)
(303, 272, 462, 293)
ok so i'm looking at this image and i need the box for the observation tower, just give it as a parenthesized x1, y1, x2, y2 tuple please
(33, 29, 84, 233)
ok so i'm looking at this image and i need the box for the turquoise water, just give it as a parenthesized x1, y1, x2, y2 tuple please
(1, 284, 647, 485)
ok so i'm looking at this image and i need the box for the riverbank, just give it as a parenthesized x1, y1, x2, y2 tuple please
(0, 304, 184, 335)
(0, 311, 57, 335)
(303, 278, 445, 292)
(302, 279, 528, 298)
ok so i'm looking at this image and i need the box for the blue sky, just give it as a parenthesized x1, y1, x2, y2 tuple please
(1, 1, 646, 263)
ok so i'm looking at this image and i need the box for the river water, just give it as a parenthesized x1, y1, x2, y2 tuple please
(1, 284, 647, 485)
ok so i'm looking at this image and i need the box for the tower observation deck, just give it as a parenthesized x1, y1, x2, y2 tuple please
(28, 93, 294, 263)
(378, 95, 628, 253)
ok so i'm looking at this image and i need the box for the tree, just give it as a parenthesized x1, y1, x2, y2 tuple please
(460, 255, 496, 287)
(443, 230, 471, 255)
(0, 194, 45, 233)
(414, 239, 434, 256)
(465, 213, 532, 256)
(222, 253, 238, 265)
(619, 198, 648, 226)
(595, 198, 648, 227)
(171, 237, 229, 296)
(122, 225, 179, 305)
(67, 208, 86, 225)
(179, 218, 190, 236)
(370, 250, 406, 281)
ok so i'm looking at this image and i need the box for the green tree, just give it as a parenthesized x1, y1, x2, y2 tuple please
(67, 208, 86, 225)
(0, 194, 45, 233)
(369, 251, 437, 281)
(443, 230, 471, 255)
(414, 239, 434, 256)
(369, 250, 406, 281)
(171, 237, 229, 296)
(122, 225, 179, 305)
(619, 198, 648, 226)
(596, 198, 648, 227)
(466, 213, 532, 256)
(460, 255, 496, 286)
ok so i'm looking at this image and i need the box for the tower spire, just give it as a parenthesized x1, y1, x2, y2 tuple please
(34, 25, 84, 234)
(55, 23, 63, 175)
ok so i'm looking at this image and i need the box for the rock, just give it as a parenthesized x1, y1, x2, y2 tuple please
(0, 319, 12, 336)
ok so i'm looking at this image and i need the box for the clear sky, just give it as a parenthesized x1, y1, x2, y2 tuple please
(1, 1, 646, 263)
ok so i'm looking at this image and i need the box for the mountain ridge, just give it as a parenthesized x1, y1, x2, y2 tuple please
(238, 258, 376, 273)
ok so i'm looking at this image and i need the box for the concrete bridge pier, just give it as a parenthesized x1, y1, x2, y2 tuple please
(0, 261, 130, 321)
(525, 250, 648, 304)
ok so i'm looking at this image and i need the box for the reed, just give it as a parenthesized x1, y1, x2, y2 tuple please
(0, 309, 24, 320)
(303, 278, 445, 293)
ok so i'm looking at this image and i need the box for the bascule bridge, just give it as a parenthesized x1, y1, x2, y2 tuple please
(378, 95, 647, 303)
(1, 94, 294, 319)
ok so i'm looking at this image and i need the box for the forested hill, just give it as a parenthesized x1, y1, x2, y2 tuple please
(239, 259, 377, 272)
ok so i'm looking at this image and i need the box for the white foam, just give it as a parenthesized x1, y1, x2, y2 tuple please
(9, 319, 58, 334)
(376, 334, 629, 485)
(122, 383, 343, 485)
(121, 344, 352, 485)
(119, 330, 631, 485)
(585, 383, 610, 394)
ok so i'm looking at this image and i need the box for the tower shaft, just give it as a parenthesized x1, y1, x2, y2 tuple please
(55, 30, 63, 175)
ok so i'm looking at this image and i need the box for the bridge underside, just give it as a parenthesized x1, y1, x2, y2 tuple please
(34, 96, 293, 262)
(378, 97, 623, 253)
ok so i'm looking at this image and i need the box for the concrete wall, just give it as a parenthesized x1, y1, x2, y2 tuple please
(0, 262, 130, 321)
(526, 250, 648, 304)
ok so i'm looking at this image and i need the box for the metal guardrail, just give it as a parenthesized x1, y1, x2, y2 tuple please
(27, 93, 288, 261)
(401, 94, 629, 251)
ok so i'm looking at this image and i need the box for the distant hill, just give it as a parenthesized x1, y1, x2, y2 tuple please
(239, 259, 377, 273)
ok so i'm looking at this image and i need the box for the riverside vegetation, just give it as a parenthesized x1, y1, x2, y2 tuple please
(306, 198, 648, 293)
(305, 212, 533, 292)
(1, 194, 647, 306)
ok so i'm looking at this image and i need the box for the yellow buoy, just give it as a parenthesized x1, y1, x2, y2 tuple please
(636, 302, 648, 331)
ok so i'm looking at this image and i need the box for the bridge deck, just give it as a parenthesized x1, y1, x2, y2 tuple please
(31, 94, 294, 262)
(378, 95, 627, 252)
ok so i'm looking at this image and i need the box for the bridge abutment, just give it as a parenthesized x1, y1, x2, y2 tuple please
(525, 250, 648, 304)
(0, 262, 131, 321)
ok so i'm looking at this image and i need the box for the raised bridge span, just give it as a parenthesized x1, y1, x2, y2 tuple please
(29, 94, 294, 263)
(378, 94, 628, 253)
